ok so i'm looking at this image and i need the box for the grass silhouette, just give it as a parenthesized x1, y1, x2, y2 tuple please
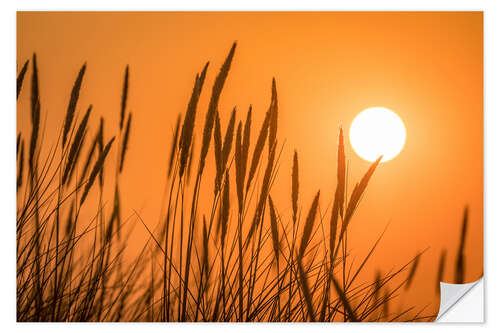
(16, 43, 468, 322)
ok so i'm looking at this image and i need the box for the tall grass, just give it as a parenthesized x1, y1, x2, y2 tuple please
(16, 44, 467, 322)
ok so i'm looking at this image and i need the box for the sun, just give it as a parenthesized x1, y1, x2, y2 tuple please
(349, 107, 406, 162)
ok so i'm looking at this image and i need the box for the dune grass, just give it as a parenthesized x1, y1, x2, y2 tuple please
(16, 43, 469, 322)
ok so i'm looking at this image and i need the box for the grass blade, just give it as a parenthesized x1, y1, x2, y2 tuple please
(198, 42, 236, 175)
(168, 113, 182, 178)
(455, 206, 468, 284)
(120, 65, 129, 130)
(298, 190, 320, 259)
(179, 63, 209, 177)
(80, 137, 115, 205)
(246, 110, 270, 193)
(119, 112, 132, 173)
(297, 258, 316, 322)
(268, 195, 280, 264)
(292, 150, 299, 224)
(63, 63, 86, 146)
(405, 253, 421, 290)
(17, 59, 29, 100)
(436, 250, 446, 294)
(63, 105, 92, 185)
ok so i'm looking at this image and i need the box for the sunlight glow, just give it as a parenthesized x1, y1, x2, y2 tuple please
(349, 107, 406, 162)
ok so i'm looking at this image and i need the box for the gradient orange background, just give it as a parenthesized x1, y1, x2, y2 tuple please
(17, 11, 483, 317)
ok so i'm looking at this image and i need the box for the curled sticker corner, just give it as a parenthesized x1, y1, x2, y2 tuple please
(435, 277, 483, 322)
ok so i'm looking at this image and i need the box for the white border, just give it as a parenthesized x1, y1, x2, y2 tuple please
(2, 1, 498, 331)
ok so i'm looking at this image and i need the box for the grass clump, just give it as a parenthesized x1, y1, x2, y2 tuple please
(17, 44, 468, 322)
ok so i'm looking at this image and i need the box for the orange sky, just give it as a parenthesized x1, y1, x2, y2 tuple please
(17, 11, 483, 317)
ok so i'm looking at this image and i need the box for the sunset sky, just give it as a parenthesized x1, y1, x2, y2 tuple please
(17, 11, 483, 315)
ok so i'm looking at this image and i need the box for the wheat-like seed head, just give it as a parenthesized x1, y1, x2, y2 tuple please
(298, 190, 320, 259)
(63, 63, 86, 146)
